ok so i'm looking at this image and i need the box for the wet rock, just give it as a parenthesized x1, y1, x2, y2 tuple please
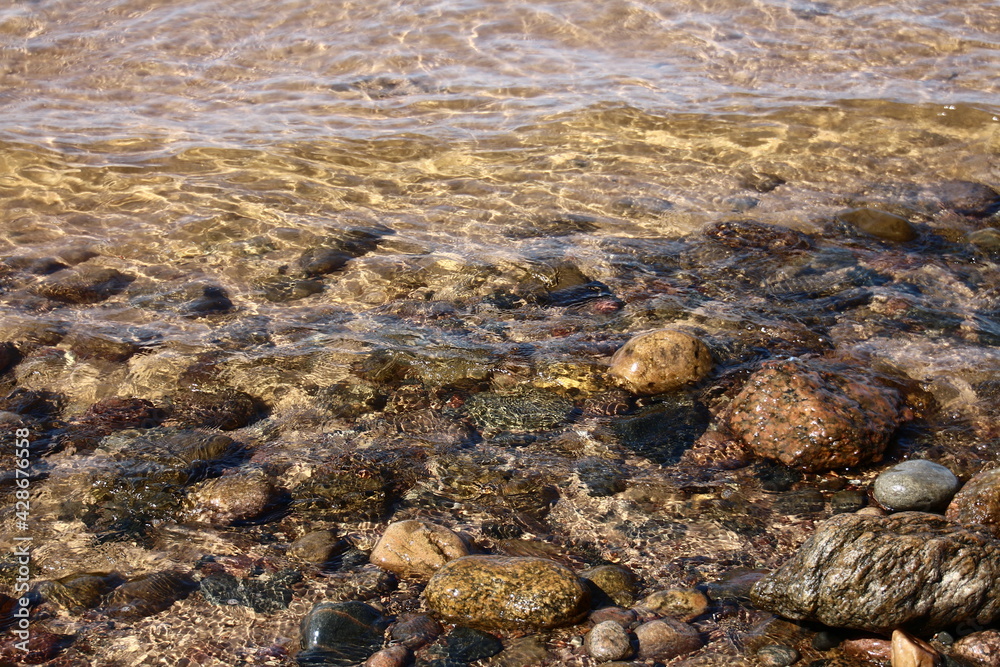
(104, 570, 198, 619)
(370, 519, 469, 580)
(951, 629, 1000, 666)
(891, 629, 941, 667)
(755, 644, 800, 667)
(873, 460, 959, 512)
(183, 468, 279, 524)
(259, 276, 325, 302)
(34, 571, 125, 612)
(463, 388, 575, 434)
(750, 512, 1000, 634)
(289, 531, 343, 564)
(389, 613, 443, 650)
(59, 396, 165, 451)
(298, 601, 388, 666)
(611, 395, 709, 465)
(581, 564, 639, 608)
(183, 285, 234, 316)
(485, 635, 550, 667)
(608, 329, 713, 395)
(838, 208, 917, 242)
(841, 637, 892, 663)
(576, 458, 629, 497)
(62, 330, 140, 362)
(293, 461, 401, 523)
(740, 172, 786, 193)
(0, 342, 19, 374)
(586, 620, 634, 662)
(830, 489, 867, 514)
(945, 468, 1000, 538)
(423, 626, 503, 664)
(635, 588, 709, 623)
(33, 266, 133, 304)
(925, 180, 1000, 218)
(365, 645, 410, 667)
(3, 255, 69, 274)
(633, 618, 703, 661)
(298, 227, 391, 277)
(589, 607, 637, 627)
(703, 219, 811, 251)
(727, 358, 905, 472)
(0, 627, 72, 665)
(200, 569, 302, 613)
(168, 388, 263, 430)
(423, 555, 590, 630)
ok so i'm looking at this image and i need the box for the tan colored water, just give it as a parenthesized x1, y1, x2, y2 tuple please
(1, 0, 999, 665)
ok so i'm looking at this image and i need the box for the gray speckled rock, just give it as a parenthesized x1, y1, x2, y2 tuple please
(586, 620, 634, 662)
(423, 555, 590, 630)
(751, 512, 1000, 634)
(873, 459, 959, 512)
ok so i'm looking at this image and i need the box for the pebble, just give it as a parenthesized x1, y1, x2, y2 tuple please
(841, 637, 891, 663)
(585, 620, 634, 662)
(755, 644, 800, 667)
(486, 635, 550, 667)
(364, 645, 410, 667)
(580, 564, 639, 608)
(369, 519, 469, 580)
(891, 629, 940, 667)
(288, 530, 342, 564)
(634, 588, 708, 623)
(838, 207, 918, 242)
(199, 569, 301, 613)
(830, 489, 867, 514)
(298, 601, 388, 664)
(389, 613, 442, 649)
(588, 607, 637, 627)
(951, 629, 1000, 666)
(104, 570, 198, 619)
(424, 626, 503, 663)
(168, 388, 262, 430)
(873, 460, 959, 512)
(727, 358, 904, 472)
(33, 266, 133, 304)
(633, 618, 702, 661)
(423, 555, 591, 629)
(608, 328, 713, 395)
(946, 467, 1000, 538)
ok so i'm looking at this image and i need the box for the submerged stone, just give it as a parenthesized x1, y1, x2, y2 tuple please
(200, 569, 302, 613)
(298, 601, 388, 666)
(35, 572, 125, 612)
(168, 388, 263, 430)
(423, 555, 590, 630)
(463, 388, 574, 433)
(612, 395, 709, 465)
(838, 208, 918, 242)
(580, 564, 639, 608)
(370, 519, 469, 580)
(727, 358, 905, 472)
(104, 570, 198, 619)
(608, 329, 713, 395)
(750, 512, 1000, 634)
(422, 626, 503, 664)
(33, 267, 133, 304)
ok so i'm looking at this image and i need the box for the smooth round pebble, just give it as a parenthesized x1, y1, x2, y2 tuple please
(585, 620, 634, 662)
(364, 645, 410, 667)
(370, 519, 469, 580)
(633, 618, 702, 661)
(756, 643, 800, 667)
(288, 530, 341, 564)
(838, 208, 917, 242)
(608, 329, 713, 395)
(873, 459, 959, 512)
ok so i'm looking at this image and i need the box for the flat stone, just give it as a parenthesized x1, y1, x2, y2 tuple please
(946, 468, 1000, 538)
(838, 208, 917, 242)
(634, 588, 708, 623)
(727, 358, 905, 472)
(633, 618, 702, 661)
(608, 329, 713, 395)
(423, 555, 590, 630)
(750, 512, 1000, 634)
(370, 520, 469, 580)
(585, 620, 634, 662)
(873, 459, 959, 512)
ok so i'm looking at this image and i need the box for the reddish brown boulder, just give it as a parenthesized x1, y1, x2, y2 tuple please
(727, 358, 905, 472)
(946, 468, 1000, 538)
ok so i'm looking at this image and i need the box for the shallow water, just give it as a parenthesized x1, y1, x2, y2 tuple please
(1, 0, 999, 665)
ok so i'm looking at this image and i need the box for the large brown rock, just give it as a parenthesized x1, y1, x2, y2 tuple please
(946, 468, 1000, 538)
(608, 329, 713, 395)
(423, 555, 590, 629)
(727, 358, 905, 472)
(750, 512, 1000, 635)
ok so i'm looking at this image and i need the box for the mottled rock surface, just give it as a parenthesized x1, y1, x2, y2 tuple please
(946, 468, 1000, 538)
(635, 588, 708, 623)
(586, 620, 634, 662)
(580, 564, 639, 608)
(633, 618, 702, 661)
(727, 358, 905, 472)
(838, 207, 917, 242)
(423, 555, 590, 629)
(873, 459, 959, 512)
(370, 519, 469, 580)
(951, 629, 1000, 667)
(751, 512, 1000, 634)
(608, 328, 713, 395)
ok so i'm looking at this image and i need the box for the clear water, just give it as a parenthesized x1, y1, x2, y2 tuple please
(1, 0, 999, 664)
